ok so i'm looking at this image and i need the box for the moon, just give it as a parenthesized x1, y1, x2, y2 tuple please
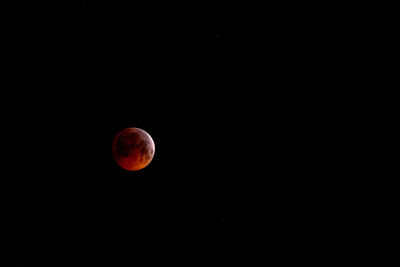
(112, 127, 155, 171)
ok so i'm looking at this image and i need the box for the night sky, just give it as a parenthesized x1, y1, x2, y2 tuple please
(3, 1, 399, 266)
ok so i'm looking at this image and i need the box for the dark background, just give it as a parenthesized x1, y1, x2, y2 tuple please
(2, 1, 399, 266)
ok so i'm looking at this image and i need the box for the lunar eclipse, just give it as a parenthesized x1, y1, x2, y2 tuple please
(112, 127, 155, 171)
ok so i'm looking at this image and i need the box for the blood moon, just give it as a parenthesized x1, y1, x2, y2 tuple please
(112, 127, 155, 171)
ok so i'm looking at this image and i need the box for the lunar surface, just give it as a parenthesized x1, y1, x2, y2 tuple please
(112, 127, 155, 171)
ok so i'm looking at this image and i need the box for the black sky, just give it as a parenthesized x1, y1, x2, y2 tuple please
(2, 1, 399, 266)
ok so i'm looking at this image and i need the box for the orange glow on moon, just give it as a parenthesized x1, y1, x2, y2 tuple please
(112, 127, 155, 171)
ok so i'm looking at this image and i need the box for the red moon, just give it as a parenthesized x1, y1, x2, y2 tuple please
(112, 127, 155, 171)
